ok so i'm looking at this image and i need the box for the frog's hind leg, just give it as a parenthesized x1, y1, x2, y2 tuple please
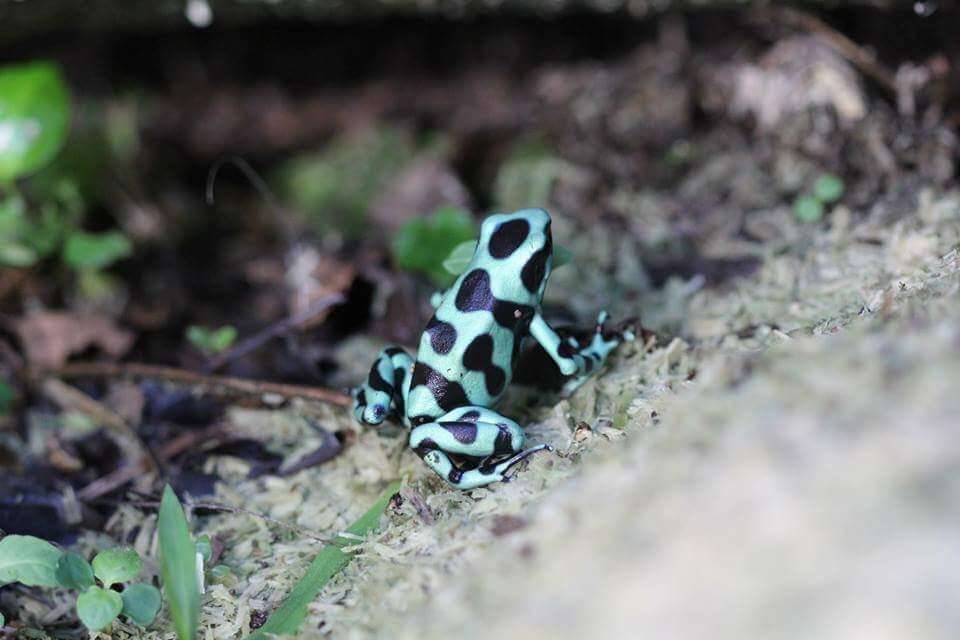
(353, 346, 414, 426)
(409, 407, 551, 489)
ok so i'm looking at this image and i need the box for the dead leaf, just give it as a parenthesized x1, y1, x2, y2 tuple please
(12, 311, 134, 369)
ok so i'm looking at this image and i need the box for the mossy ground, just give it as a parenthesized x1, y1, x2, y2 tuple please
(31, 184, 952, 639)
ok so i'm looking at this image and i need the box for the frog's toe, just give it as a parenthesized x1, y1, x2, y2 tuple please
(362, 403, 389, 425)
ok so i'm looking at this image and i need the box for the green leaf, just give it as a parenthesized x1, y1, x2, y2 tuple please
(158, 485, 199, 640)
(121, 583, 162, 627)
(0, 61, 70, 182)
(249, 481, 401, 640)
(55, 552, 94, 590)
(794, 195, 824, 223)
(186, 325, 236, 355)
(62, 230, 132, 270)
(195, 535, 213, 564)
(76, 586, 122, 632)
(92, 548, 141, 587)
(0, 379, 12, 414)
(441, 239, 477, 275)
(0, 611, 5, 627)
(0, 535, 62, 587)
(392, 206, 476, 285)
(552, 244, 573, 268)
(812, 173, 844, 203)
(0, 242, 37, 267)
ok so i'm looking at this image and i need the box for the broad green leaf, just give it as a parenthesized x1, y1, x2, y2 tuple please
(393, 206, 475, 285)
(794, 195, 824, 223)
(0, 611, 5, 627)
(441, 239, 477, 275)
(76, 586, 122, 632)
(0, 535, 62, 587)
(55, 552, 94, 590)
(249, 481, 401, 640)
(0, 61, 70, 182)
(0, 242, 37, 267)
(552, 244, 573, 268)
(813, 173, 844, 203)
(62, 230, 131, 270)
(158, 485, 199, 640)
(121, 583, 162, 627)
(92, 548, 141, 587)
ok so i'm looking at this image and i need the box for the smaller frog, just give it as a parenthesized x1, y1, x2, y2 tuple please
(353, 208, 634, 489)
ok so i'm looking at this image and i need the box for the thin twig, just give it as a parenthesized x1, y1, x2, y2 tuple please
(753, 6, 898, 94)
(51, 362, 352, 407)
(40, 377, 162, 473)
(202, 292, 344, 374)
(78, 423, 226, 502)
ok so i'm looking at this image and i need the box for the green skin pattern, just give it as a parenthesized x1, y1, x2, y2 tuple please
(353, 208, 634, 489)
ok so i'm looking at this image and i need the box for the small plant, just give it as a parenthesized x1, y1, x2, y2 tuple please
(0, 535, 161, 632)
(0, 60, 132, 279)
(794, 172, 845, 223)
(157, 485, 200, 640)
(392, 205, 476, 285)
(186, 325, 237, 356)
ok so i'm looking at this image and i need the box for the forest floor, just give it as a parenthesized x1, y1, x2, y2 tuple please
(1, 7, 959, 639)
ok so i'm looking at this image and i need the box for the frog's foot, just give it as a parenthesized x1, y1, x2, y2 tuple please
(409, 406, 551, 489)
(560, 312, 636, 396)
(353, 346, 414, 426)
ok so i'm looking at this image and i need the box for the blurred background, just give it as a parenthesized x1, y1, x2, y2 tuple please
(1, 1, 959, 638)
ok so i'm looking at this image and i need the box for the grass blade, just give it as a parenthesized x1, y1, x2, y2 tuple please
(158, 485, 200, 640)
(249, 481, 400, 639)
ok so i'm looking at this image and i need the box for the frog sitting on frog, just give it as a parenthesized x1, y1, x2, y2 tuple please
(353, 208, 634, 489)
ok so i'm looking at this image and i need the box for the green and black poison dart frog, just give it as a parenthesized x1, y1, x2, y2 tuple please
(353, 208, 634, 490)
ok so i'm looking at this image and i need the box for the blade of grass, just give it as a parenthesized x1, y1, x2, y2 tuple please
(158, 485, 200, 640)
(248, 481, 401, 639)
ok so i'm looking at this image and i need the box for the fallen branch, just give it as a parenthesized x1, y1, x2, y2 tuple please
(51, 362, 352, 407)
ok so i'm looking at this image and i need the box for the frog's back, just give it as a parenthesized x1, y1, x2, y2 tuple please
(405, 209, 554, 425)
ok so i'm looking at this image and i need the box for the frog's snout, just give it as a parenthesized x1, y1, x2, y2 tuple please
(363, 403, 388, 425)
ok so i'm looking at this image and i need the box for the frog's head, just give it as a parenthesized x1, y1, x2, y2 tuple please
(476, 208, 553, 303)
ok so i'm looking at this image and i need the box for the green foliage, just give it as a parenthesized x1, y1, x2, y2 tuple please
(0, 378, 13, 414)
(63, 230, 132, 270)
(278, 127, 414, 237)
(794, 173, 845, 223)
(0, 611, 4, 627)
(813, 173, 845, 203)
(794, 195, 824, 223)
(76, 586, 123, 632)
(158, 485, 200, 640)
(0, 535, 62, 587)
(92, 548, 141, 588)
(55, 552, 95, 590)
(186, 325, 237, 356)
(0, 61, 70, 183)
(249, 481, 401, 640)
(195, 535, 213, 563)
(393, 205, 476, 285)
(121, 583, 162, 627)
(0, 535, 156, 632)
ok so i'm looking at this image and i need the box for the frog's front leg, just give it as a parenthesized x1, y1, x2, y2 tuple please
(353, 346, 414, 426)
(409, 407, 550, 490)
(530, 311, 635, 382)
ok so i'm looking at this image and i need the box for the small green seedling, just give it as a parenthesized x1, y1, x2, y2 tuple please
(794, 172, 845, 223)
(0, 535, 161, 632)
(186, 325, 238, 356)
(158, 485, 200, 640)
